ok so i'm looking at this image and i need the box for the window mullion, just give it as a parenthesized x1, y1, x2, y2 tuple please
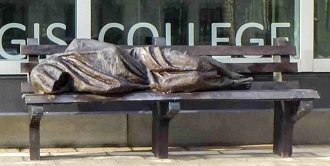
(75, 0, 91, 38)
(299, 0, 314, 72)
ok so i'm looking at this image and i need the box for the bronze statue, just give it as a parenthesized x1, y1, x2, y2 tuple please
(30, 39, 253, 94)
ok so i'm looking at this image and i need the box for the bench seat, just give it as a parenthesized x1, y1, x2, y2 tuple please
(24, 89, 318, 104)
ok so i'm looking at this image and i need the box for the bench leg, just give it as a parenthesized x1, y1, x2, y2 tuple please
(29, 106, 44, 160)
(152, 102, 180, 159)
(273, 101, 299, 157)
(152, 117, 169, 159)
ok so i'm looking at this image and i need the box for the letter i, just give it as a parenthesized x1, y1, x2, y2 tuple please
(165, 23, 171, 46)
(188, 23, 194, 46)
(34, 23, 40, 44)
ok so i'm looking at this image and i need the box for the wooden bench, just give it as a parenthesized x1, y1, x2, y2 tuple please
(20, 38, 320, 160)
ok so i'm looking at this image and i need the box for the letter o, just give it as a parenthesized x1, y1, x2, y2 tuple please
(127, 23, 159, 45)
(99, 23, 124, 42)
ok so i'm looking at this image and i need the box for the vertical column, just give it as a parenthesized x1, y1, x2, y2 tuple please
(23, 38, 39, 82)
(298, 0, 314, 72)
(75, 0, 91, 38)
(273, 38, 290, 81)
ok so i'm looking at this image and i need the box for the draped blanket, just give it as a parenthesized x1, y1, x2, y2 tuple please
(31, 39, 252, 94)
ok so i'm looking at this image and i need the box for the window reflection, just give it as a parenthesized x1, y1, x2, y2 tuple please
(315, 0, 330, 58)
(92, 0, 295, 46)
(0, 0, 75, 60)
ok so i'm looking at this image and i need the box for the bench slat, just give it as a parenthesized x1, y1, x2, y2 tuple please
(21, 45, 67, 55)
(21, 62, 38, 73)
(21, 45, 296, 56)
(227, 63, 297, 73)
(21, 81, 300, 94)
(23, 89, 319, 104)
(21, 82, 34, 93)
(157, 45, 296, 56)
(250, 81, 299, 90)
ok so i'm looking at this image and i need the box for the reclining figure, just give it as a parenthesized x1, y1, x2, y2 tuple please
(30, 39, 253, 94)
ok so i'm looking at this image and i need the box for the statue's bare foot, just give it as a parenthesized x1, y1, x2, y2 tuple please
(231, 77, 253, 90)
(229, 72, 245, 80)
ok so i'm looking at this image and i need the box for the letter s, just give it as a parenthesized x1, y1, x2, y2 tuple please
(47, 23, 67, 45)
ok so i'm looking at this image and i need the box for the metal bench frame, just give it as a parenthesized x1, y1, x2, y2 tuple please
(20, 38, 320, 160)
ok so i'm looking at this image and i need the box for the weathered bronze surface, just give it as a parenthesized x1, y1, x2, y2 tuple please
(30, 39, 253, 94)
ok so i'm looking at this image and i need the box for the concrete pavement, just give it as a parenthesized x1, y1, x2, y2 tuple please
(0, 145, 330, 165)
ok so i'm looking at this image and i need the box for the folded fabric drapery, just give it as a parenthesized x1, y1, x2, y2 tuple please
(30, 39, 252, 94)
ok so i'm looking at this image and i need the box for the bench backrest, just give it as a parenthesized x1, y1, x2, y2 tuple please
(20, 38, 296, 82)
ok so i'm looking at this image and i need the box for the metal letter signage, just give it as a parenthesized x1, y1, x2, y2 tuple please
(0, 22, 290, 60)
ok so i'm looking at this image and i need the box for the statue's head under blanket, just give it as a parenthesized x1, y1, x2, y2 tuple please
(30, 39, 253, 94)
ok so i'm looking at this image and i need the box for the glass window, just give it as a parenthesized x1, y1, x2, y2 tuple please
(0, 0, 75, 60)
(92, 0, 297, 47)
(315, 0, 330, 58)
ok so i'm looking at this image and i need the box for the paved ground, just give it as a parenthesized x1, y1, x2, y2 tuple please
(0, 145, 330, 166)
